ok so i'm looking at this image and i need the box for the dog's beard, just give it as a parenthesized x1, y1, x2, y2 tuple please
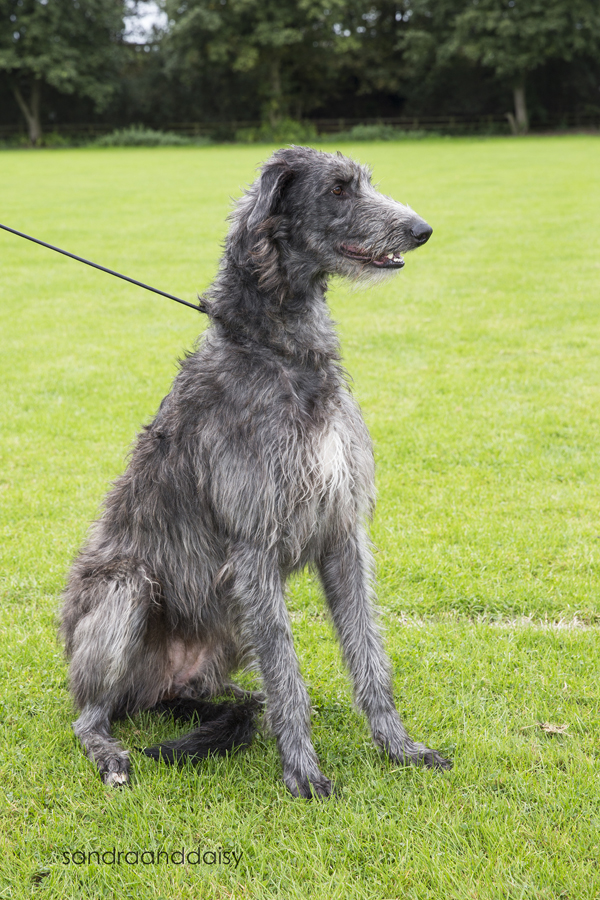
(344, 262, 405, 288)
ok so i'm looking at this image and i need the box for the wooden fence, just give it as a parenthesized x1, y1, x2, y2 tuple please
(1, 113, 599, 140)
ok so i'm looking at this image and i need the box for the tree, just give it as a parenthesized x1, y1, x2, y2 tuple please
(161, 0, 363, 125)
(323, 0, 455, 111)
(446, 0, 600, 132)
(0, 0, 128, 144)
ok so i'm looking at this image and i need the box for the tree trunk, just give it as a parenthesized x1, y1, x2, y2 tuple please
(12, 78, 43, 146)
(267, 57, 282, 128)
(505, 111, 518, 135)
(513, 80, 528, 134)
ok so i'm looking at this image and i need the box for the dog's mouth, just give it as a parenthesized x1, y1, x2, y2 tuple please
(339, 244, 405, 269)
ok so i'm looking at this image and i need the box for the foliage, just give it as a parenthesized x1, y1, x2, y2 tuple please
(448, 0, 600, 81)
(37, 129, 73, 148)
(334, 123, 434, 140)
(94, 124, 200, 146)
(1, 0, 600, 135)
(444, 0, 600, 129)
(152, 0, 600, 132)
(234, 117, 317, 144)
(161, 0, 365, 124)
(0, 0, 127, 143)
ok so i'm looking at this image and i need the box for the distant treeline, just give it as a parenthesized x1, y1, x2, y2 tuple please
(1, 0, 599, 145)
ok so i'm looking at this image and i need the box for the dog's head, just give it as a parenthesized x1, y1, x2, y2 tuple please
(231, 146, 432, 286)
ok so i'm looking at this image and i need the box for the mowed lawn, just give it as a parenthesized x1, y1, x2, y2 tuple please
(1, 136, 599, 899)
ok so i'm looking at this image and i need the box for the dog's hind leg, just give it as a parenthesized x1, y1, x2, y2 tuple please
(318, 528, 452, 771)
(66, 567, 164, 785)
(230, 544, 332, 799)
(72, 702, 131, 786)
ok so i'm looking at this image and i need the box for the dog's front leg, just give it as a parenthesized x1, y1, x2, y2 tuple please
(318, 528, 452, 771)
(230, 544, 333, 798)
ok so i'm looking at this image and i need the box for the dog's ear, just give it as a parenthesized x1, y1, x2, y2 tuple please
(247, 161, 294, 231)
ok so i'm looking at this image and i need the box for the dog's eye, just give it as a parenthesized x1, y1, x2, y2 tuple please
(331, 185, 345, 196)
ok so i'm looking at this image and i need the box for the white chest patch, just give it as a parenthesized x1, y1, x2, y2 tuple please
(316, 421, 354, 499)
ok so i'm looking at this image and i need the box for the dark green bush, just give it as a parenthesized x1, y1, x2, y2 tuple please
(94, 126, 204, 147)
(333, 124, 435, 141)
(234, 118, 318, 145)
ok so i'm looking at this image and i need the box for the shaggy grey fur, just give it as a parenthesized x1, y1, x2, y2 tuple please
(60, 146, 451, 797)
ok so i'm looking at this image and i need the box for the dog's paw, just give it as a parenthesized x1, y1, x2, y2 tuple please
(413, 747, 453, 771)
(284, 768, 333, 800)
(100, 756, 131, 787)
(387, 742, 453, 771)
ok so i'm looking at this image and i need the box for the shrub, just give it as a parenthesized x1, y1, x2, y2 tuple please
(333, 123, 435, 141)
(39, 131, 74, 148)
(94, 126, 202, 147)
(235, 118, 318, 145)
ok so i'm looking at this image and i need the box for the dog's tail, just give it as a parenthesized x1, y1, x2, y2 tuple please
(140, 697, 259, 765)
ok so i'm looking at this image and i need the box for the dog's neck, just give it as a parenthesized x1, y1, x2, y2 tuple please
(204, 247, 341, 368)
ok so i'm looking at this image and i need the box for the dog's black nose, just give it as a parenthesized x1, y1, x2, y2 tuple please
(410, 221, 433, 244)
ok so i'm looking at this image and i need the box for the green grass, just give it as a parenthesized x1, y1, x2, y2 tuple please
(1, 136, 599, 899)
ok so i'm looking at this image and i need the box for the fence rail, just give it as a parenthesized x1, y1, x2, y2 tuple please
(163, 115, 515, 135)
(1, 112, 599, 140)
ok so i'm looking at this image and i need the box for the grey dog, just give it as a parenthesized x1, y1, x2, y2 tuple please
(60, 146, 451, 798)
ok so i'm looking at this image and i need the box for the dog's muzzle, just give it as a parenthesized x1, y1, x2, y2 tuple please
(339, 245, 406, 269)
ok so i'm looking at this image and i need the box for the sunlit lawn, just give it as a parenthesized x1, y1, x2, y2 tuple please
(1, 136, 599, 898)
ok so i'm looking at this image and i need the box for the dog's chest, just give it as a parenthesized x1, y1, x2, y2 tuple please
(277, 387, 375, 563)
(314, 417, 354, 498)
(279, 368, 372, 494)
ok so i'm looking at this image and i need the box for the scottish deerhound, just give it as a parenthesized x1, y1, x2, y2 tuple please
(60, 146, 451, 798)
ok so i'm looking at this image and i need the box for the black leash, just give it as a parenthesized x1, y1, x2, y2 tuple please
(0, 222, 207, 314)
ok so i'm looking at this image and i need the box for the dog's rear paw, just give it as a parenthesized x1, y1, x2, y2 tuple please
(416, 748, 453, 770)
(284, 769, 333, 800)
(100, 756, 130, 787)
